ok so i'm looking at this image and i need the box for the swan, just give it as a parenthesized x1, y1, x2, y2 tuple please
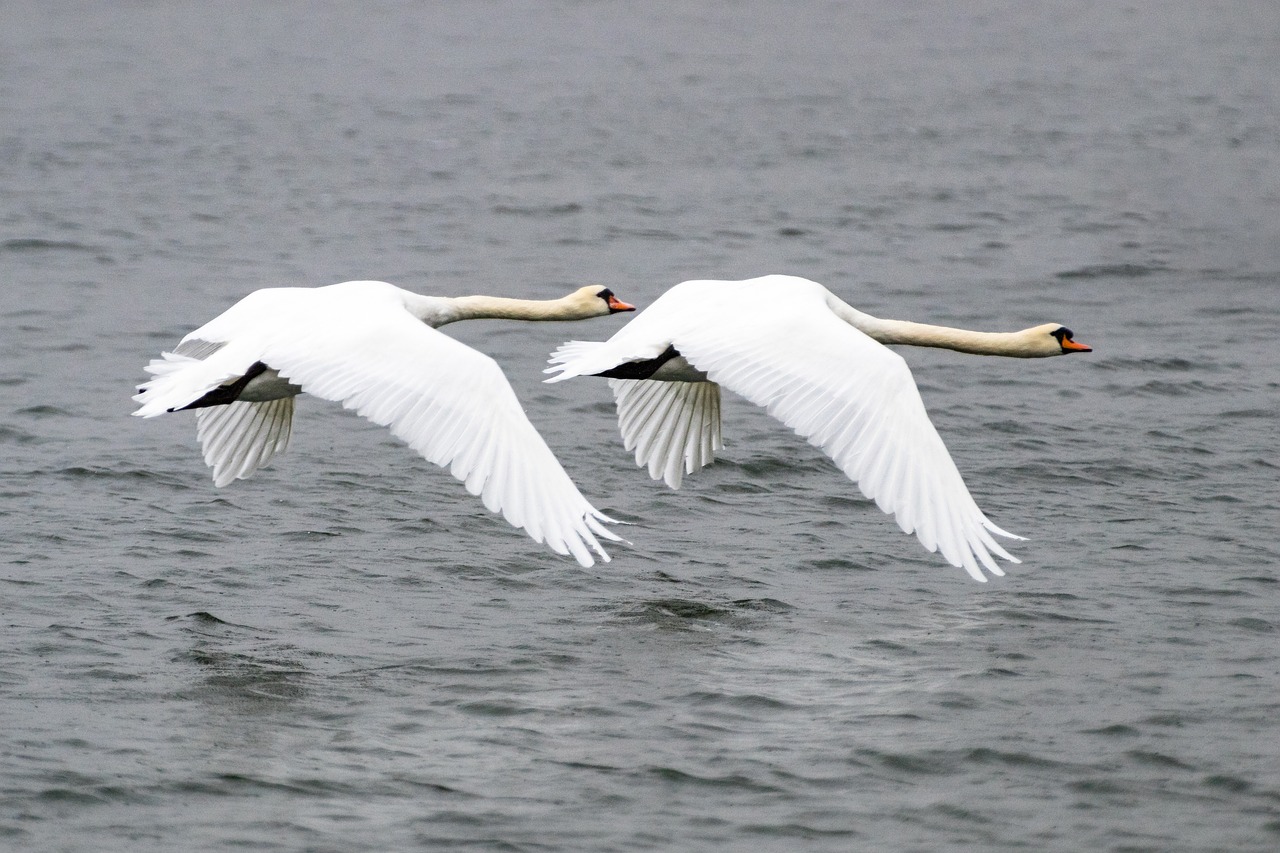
(134, 280, 636, 566)
(544, 274, 1091, 581)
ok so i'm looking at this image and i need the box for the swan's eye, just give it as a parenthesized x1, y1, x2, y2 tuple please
(598, 288, 615, 302)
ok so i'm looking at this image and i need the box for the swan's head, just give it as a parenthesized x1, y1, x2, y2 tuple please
(572, 285, 636, 317)
(1027, 323, 1092, 356)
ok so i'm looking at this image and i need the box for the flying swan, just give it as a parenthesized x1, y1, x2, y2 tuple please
(134, 280, 636, 566)
(545, 274, 1091, 581)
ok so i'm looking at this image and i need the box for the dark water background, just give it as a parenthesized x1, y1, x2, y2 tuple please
(3, 2, 1279, 850)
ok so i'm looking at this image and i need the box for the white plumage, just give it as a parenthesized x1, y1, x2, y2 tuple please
(546, 274, 1090, 581)
(135, 280, 635, 567)
(608, 378, 722, 490)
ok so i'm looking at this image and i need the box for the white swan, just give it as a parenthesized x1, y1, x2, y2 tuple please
(545, 274, 1091, 581)
(134, 280, 636, 567)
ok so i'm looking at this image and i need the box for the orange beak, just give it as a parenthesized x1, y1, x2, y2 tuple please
(607, 295, 636, 313)
(1062, 338, 1092, 353)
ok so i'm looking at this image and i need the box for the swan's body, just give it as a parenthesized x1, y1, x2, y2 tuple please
(545, 274, 1091, 581)
(134, 280, 635, 567)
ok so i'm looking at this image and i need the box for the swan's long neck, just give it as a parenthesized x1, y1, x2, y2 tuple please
(827, 296, 1045, 357)
(450, 295, 589, 322)
(405, 293, 593, 327)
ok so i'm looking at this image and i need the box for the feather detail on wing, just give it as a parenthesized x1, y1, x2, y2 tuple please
(174, 338, 227, 360)
(674, 310, 1021, 581)
(609, 379, 722, 489)
(196, 398, 295, 487)
(258, 309, 620, 566)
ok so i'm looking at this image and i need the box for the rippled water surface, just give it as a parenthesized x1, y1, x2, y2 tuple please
(3, 2, 1280, 850)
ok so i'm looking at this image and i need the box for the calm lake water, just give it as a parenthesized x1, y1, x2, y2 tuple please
(3, 2, 1279, 850)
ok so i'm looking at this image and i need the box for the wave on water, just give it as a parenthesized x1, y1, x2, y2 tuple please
(0, 239, 100, 253)
(1054, 263, 1168, 279)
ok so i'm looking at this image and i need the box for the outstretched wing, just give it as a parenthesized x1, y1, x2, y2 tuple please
(673, 305, 1020, 581)
(257, 305, 620, 567)
(608, 378, 722, 489)
(196, 398, 294, 487)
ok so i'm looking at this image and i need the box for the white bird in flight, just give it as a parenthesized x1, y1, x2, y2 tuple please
(545, 274, 1091, 581)
(134, 280, 636, 567)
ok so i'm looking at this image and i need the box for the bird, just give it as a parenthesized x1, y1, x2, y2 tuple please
(544, 274, 1091, 581)
(134, 280, 636, 567)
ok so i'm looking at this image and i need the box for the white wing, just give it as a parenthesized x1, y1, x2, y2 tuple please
(196, 398, 294, 487)
(609, 379, 721, 489)
(255, 305, 620, 567)
(674, 304, 1019, 581)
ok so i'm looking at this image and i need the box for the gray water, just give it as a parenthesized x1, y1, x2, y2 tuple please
(3, 1, 1279, 850)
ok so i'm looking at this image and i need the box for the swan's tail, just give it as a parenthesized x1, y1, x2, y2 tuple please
(132, 352, 240, 418)
(543, 339, 609, 383)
